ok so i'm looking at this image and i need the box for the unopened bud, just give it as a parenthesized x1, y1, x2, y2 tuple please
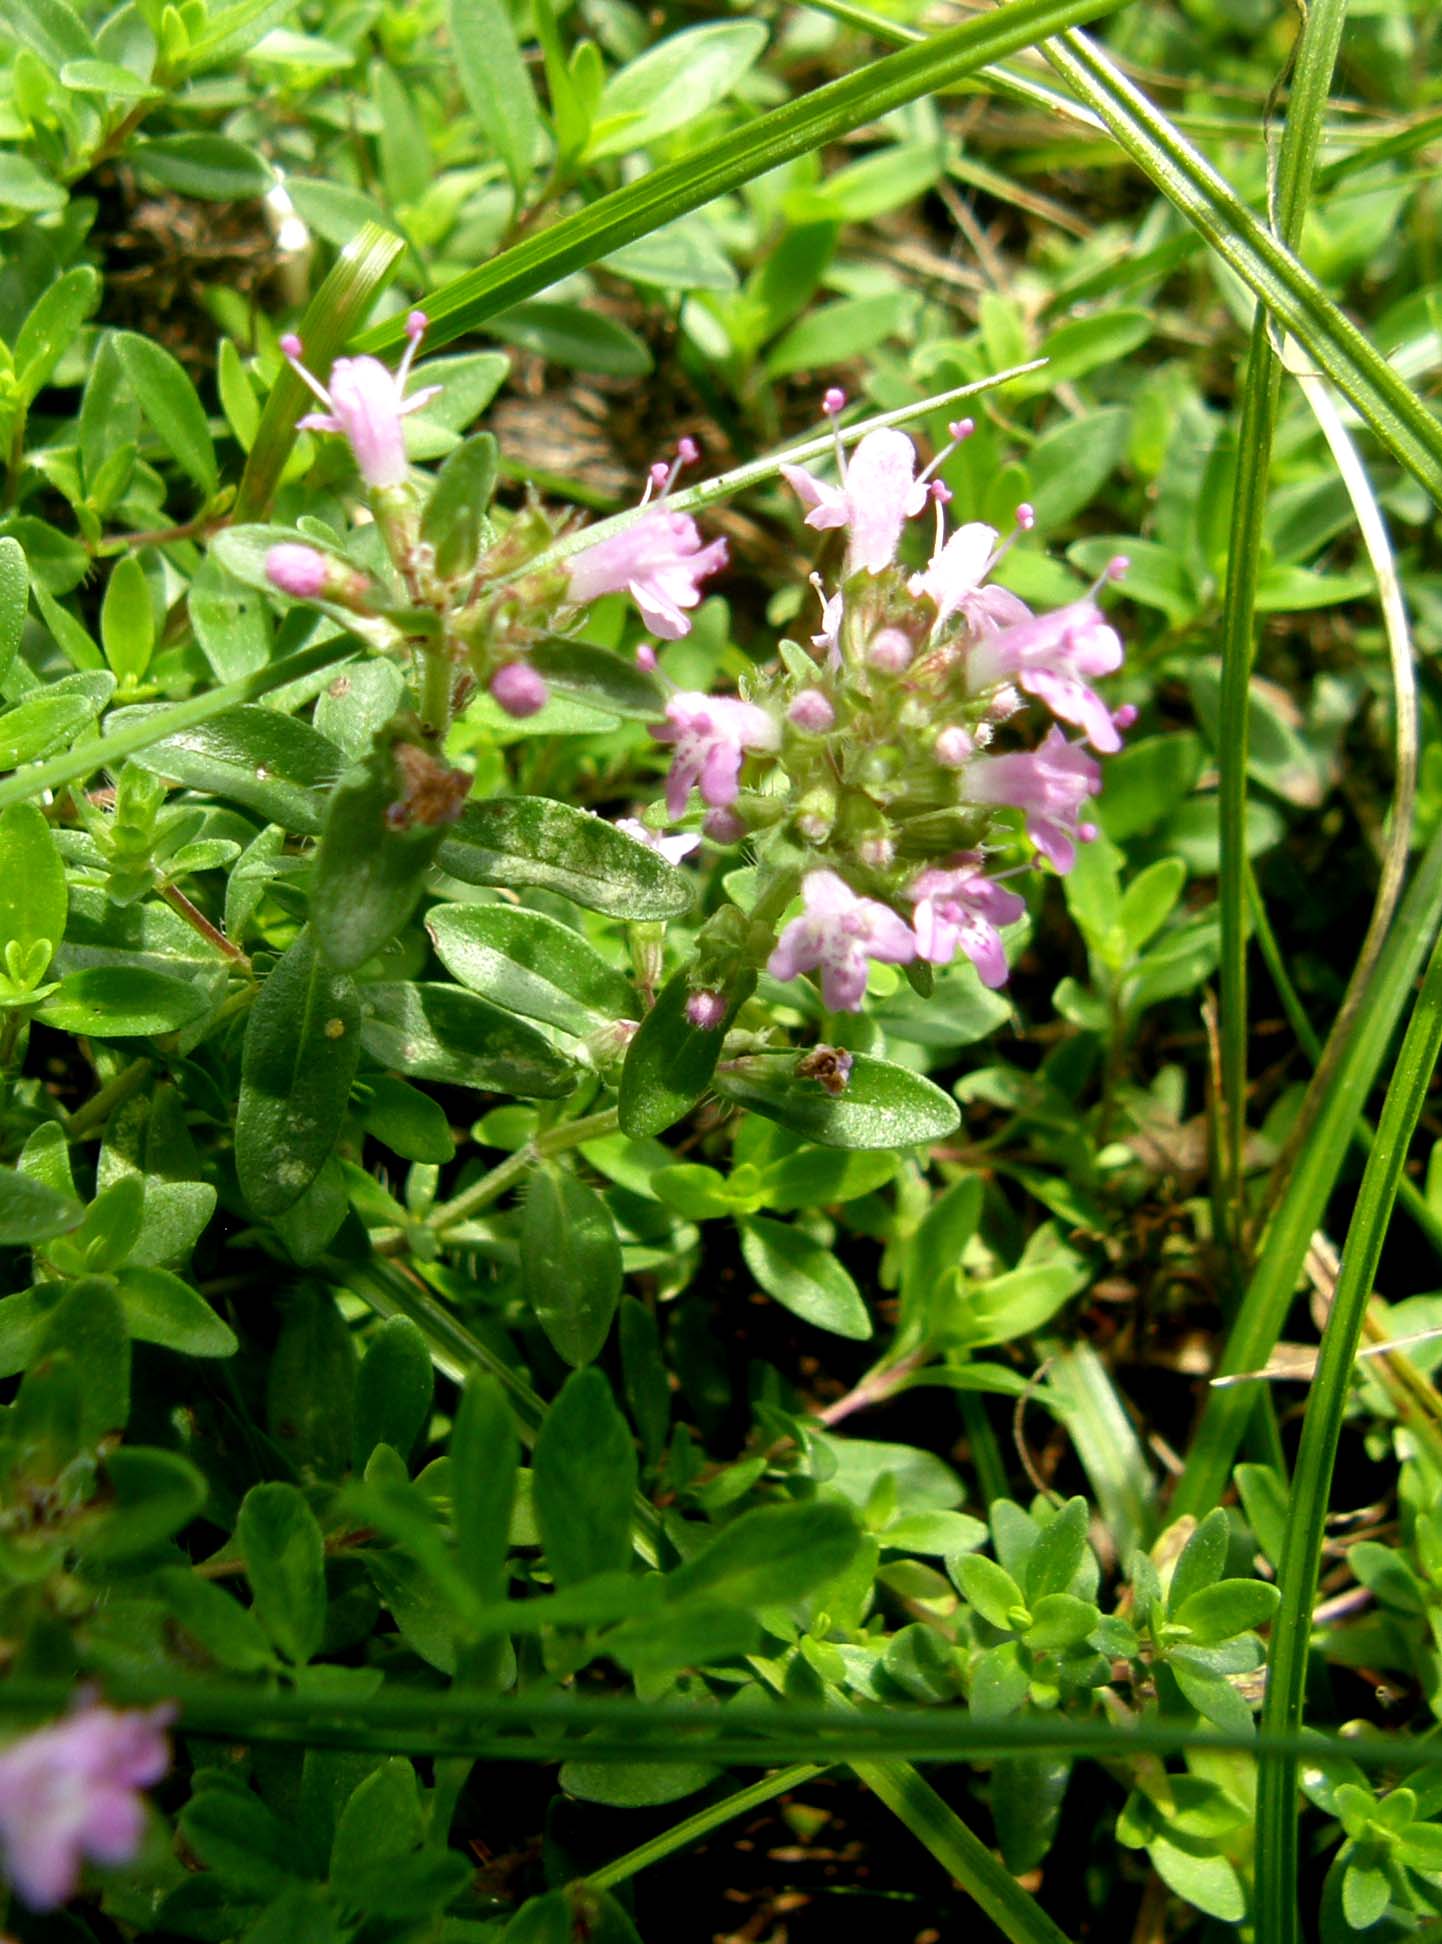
(266, 543, 330, 599)
(788, 689, 835, 734)
(489, 663, 548, 718)
(702, 806, 746, 844)
(868, 627, 914, 674)
(934, 726, 974, 768)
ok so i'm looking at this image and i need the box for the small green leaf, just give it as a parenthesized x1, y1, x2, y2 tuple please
(448, 0, 541, 197)
(439, 798, 692, 920)
(451, 1372, 517, 1604)
(739, 1215, 871, 1340)
(0, 537, 25, 686)
(522, 1163, 623, 1367)
(1166, 1507, 1230, 1614)
(427, 903, 635, 1033)
(0, 1166, 83, 1245)
(100, 554, 155, 688)
(312, 750, 447, 971)
(112, 331, 218, 494)
(116, 1266, 237, 1357)
(78, 1446, 208, 1560)
(237, 1480, 327, 1664)
(957, 1553, 1028, 1631)
(528, 638, 666, 719)
(0, 802, 65, 988)
(1024, 1497, 1090, 1602)
(59, 57, 161, 97)
(0, 672, 114, 768)
(587, 21, 768, 159)
(419, 431, 498, 581)
(532, 1368, 636, 1588)
(40, 1276, 130, 1444)
(362, 1076, 455, 1164)
(666, 1501, 860, 1609)
(354, 1317, 434, 1469)
(122, 703, 343, 834)
(1171, 1578, 1281, 1643)
(132, 133, 274, 199)
(14, 267, 102, 406)
(714, 1052, 960, 1151)
(236, 929, 361, 1217)
(36, 967, 212, 1037)
(267, 1287, 356, 1479)
(488, 302, 653, 376)
(360, 982, 577, 1099)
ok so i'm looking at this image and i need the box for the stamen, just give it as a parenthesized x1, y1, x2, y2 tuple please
(1085, 553, 1130, 599)
(915, 416, 974, 489)
(395, 309, 429, 388)
(981, 500, 1039, 579)
(279, 333, 333, 409)
(822, 388, 848, 480)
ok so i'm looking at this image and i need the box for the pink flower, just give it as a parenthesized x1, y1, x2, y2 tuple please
(651, 693, 779, 819)
(489, 663, 548, 718)
(908, 520, 997, 630)
(265, 542, 329, 598)
(964, 727, 1101, 873)
(281, 312, 439, 490)
(781, 428, 925, 575)
(909, 856, 1026, 988)
(685, 988, 727, 1030)
(788, 690, 835, 733)
(567, 511, 728, 639)
(615, 817, 700, 866)
(0, 1702, 173, 1910)
(968, 598, 1125, 751)
(767, 870, 916, 1012)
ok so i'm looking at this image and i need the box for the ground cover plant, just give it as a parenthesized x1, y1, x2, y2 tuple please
(1, 0, 1442, 1936)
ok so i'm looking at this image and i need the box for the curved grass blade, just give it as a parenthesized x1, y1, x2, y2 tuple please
(1256, 924, 1442, 1944)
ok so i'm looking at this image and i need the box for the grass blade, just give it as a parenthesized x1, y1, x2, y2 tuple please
(1256, 925, 1442, 1943)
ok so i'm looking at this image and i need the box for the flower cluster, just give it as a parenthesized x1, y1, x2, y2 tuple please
(254, 328, 1127, 1023)
(0, 1701, 172, 1910)
(638, 393, 1131, 1014)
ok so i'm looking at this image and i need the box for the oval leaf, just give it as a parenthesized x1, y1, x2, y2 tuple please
(439, 798, 692, 920)
(359, 981, 576, 1098)
(522, 1164, 623, 1367)
(740, 1216, 872, 1340)
(714, 1052, 960, 1151)
(427, 903, 635, 1032)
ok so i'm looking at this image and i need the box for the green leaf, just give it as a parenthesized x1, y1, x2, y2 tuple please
(40, 1276, 130, 1444)
(236, 929, 361, 1217)
(1172, 1578, 1281, 1643)
(122, 703, 343, 834)
(714, 1052, 960, 1151)
(957, 1554, 1028, 1630)
(14, 267, 102, 407)
(237, 1480, 327, 1664)
(587, 21, 769, 160)
(361, 1076, 455, 1164)
(58, 56, 162, 97)
(419, 432, 498, 582)
(0, 153, 66, 215)
(6, 0, 96, 67)
(0, 672, 114, 768)
(0, 537, 25, 686)
(618, 969, 749, 1139)
(439, 798, 693, 920)
(187, 558, 274, 682)
(522, 1163, 623, 1367)
(36, 967, 213, 1037)
(330, 1758, 423, 1890)
(667, 1501, 860, 1610)
(448, 0, 541, 198)
(180, 1786, 298, 1900)
(100, 553, 155, 688)
(427, 903, 635, 1034)
(116, 1266, 238, 1357)
(1166, 1507, 1230, 1614)
(739, 1216, 872, 1340)
(267, 1287, 355, 1479)
(112, 331, 218, 495)
(312, 750, 448, 971)
(488, 303, 653, 377)
(0, 1166, 83, 1245)
(0, 802, 65, 990)
(78, 1445, 208, 1560)
(532, 1368, 636, 1588)
(132, 133, 274, 199)
(354, 1317, 434, 1469)
(152, 1565, 273, 1672)
(527, 638, 666, 719)
(359, 981, 577, 1098)
(451, 1372, 517, 1603)
(1024, 1498, 1090, 1602)
(618, 1296, 669, 1465)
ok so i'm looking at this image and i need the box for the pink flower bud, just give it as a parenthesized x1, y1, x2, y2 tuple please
(868, 628, 914, 673)
(685, 989, 728, 1030)
(265, 543, 330, 599)
(788, 690, 836, 733)
(489, 663, 548, 718)
(934, 726, 974, 767)
(702, 806, 746, 843)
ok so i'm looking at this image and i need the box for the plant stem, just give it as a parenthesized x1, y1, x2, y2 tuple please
(424, 1106, 621, 1234)
(161, 885, 252, 971)
(61, 1057, 153, 1140)
(587, 1764, 829, 1891)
